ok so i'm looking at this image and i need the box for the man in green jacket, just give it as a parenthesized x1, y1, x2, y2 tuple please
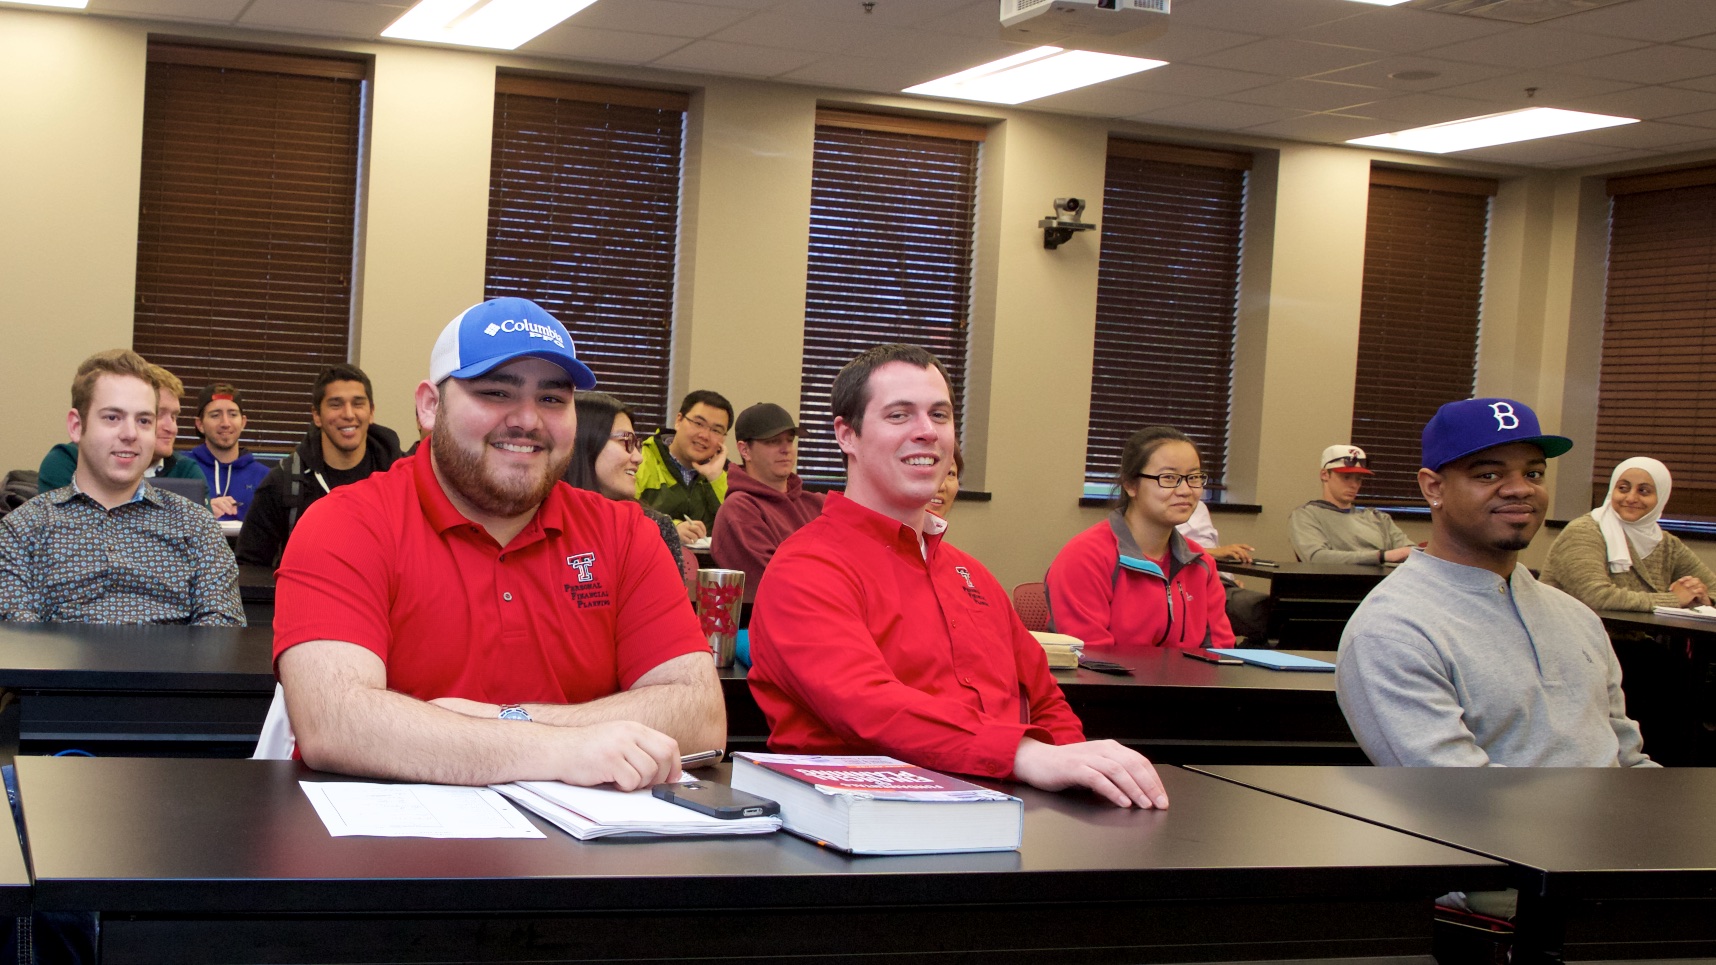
(636, 389, 732, 543)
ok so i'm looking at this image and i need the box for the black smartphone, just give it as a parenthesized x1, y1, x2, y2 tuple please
(1183, 648, 1243, 665)
(1077, 656, 1134, 675)
(652, 781, 780, 819)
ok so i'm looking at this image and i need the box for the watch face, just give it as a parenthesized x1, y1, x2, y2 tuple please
(498, 705, 531, 721)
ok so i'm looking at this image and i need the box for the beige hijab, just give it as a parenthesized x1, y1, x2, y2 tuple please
(1590, 457, 1671, 574)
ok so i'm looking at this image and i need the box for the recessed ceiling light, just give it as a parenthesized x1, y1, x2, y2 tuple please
(1347, 107, 1637, 154)
(382, 0, 598, 50)
(1347, 0, 1412, 5)
(1, 0, 89, 8)
(904, 47, 1165, 105)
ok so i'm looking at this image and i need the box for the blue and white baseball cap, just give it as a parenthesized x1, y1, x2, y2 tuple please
(1421, 397, 1572, 471)
(428, 297, 597, 390)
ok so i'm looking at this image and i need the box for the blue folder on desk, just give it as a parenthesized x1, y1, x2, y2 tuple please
(1222, 649, 1335, 672)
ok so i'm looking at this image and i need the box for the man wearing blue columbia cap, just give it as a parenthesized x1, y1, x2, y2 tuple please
(1336, 397, 1655, 769)
(265, 297, 725, 790)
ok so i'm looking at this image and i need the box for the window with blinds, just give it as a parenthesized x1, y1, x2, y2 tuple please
(797, 110, 983, 482)
(486, 75, 687, 433)
(1352, 168, 1495, 503)
(1084, 140, 1250, 496)
(1597, 166, 1716, 522)
(134, 43, 365, 453)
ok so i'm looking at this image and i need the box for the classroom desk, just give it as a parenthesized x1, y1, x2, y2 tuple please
(1217, 561, 1392, 649)
(721, 647, 1362, 764)
(1193, 764, 1716, 963)
(235, 563, 275, 627)
(0, 623, 274, 758)
(15, 756, 1507, 965)
(0, 777, 29, 918)
(1594, 608, 1716, 766)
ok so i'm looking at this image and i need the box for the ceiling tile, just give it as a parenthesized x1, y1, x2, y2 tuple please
(650, 38, 819, 77)
(1309, 54, 1513, 91)
(1546, 0, 1716, 43)
(1132, 98, 1307, 130)
(915, 0, 1026, 40)
(1292, 6, 1512, 53)
(1168, 0, 1365, 35)
(1566, 83, 1716, 120)
(1659, 107, 1716, 128)
(1668, 73, 1716, 92)
(1109, 63, 1276, 97)
(1242, 111, 1393, 141)
(1357, 92, 1505, 125)
(1559, 119, 1716, 149)
(1226, 78, 1383, 112)
(239, 0, 403, 35)
(708, 11, 895, 53)
(1125, 23, 1265, 62)
(88, 0, 248, 22)
(1188, 38, 1381, 77)
(840, 27, 1023, 67)
(1029, 86, 1194, 118)
(1421, 25, 1648, 69)
(1562, 148, 1662, 166)
(520, 26, 694, 64)
(766, 0, 976, 28)
(781, 55, 944, 91)
(569, 0, 757, 39)
(1456, 137, 1648, 165)
(1433, 69, 1637, 103)
(1557, 42, 1716, 85)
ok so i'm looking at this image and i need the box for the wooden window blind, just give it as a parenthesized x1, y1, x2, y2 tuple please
(1596, 167, 1716, 521)
(486, 75, 688, 434)
(1352, 168, 1495, 503)
(1084, 140, 1250, 495)
(134, 42, 365, 454)
(796, 110, 984, 482)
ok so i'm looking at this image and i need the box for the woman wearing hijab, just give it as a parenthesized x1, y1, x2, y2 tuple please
(1541, 457, 1716, 611)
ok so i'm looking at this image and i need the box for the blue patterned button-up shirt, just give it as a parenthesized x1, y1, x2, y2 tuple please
(0, 480, 244, 626)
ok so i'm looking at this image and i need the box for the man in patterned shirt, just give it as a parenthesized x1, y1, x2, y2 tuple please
(0, 349, 242, 625)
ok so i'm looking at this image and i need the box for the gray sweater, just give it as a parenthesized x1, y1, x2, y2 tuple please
(1336, 550, 1655, 767)
(1288, 500, 1414, 565)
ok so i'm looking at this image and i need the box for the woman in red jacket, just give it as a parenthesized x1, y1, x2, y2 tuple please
(1046, 426, 1235, 649)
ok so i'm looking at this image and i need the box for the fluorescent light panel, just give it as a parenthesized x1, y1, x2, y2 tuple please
(905, 47, 1165, 106)
(1348, 107, 1637, 154)
(1346, 0, 1412, 6)
(382, 0, 597, 50)
(2, 0, 89, 7)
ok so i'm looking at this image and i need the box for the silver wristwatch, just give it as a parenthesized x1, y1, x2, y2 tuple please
(498, 704, 531, 722)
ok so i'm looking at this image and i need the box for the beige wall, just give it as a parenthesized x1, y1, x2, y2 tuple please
(5, 7, 1714, 583)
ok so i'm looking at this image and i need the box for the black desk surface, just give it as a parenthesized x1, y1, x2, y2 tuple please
(0, 622, 275, 693)
(1597, 607, 1716, 638)
(1218, 561, 1394, 582)
(235, 564, 275, 603)
(0, 778, 29, 916)
(1193, 764, 1716, 899)
(15, 758, 1506, 910)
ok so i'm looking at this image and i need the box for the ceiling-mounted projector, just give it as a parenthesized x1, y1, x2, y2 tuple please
(1000, 0, 1170, 46)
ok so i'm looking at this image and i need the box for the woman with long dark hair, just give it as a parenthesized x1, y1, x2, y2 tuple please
(567, 392, 683, 567)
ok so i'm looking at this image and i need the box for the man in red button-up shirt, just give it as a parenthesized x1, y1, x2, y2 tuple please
(748, 345, 1168, 809)
(274, 298, 724, 791)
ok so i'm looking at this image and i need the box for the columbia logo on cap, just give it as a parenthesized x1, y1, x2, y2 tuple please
(481, 317, 566, 349)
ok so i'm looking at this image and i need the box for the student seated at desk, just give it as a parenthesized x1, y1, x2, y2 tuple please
(635, 389, 732, 544)
(747, 344, 1168, 809)
(928, 447, 961, 517)
(184, 382, 272, 521)
(0, 349, 242, 626)
(711, 402, 824, 600)
(1336, 398, 1655, 768)
(1045, 426, 1234, 650)
(1288, 444, 1415, 565)
(1176, 500, 1271, 643)
(1541, 457, 1715, 613)
(35, 362, 204, 493)
(269, 297, 723, 789)
(564, 391, 684, 575)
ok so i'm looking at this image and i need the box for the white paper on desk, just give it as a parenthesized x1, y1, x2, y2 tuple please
(493, 780, 780, 840)
(1655, 604, 1716, 620)
(301, 781, 546, 838)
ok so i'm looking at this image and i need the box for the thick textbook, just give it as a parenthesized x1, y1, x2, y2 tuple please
(730, 753, 1022, 855)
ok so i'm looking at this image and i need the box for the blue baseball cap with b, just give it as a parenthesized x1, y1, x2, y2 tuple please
(428, 297, 597, 389)
(1421, 397, 1573, 471)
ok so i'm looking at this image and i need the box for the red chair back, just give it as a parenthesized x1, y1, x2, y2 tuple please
(1012, 581, 1051, 632)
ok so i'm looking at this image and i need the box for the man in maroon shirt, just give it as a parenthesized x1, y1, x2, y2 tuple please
(747, 344, 1168, 809)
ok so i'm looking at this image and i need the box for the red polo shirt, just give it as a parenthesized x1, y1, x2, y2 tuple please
(747, 493, 1085, 779)
(274, 443, 705, 704)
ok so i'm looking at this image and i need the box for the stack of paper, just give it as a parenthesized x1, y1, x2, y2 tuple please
(1030, 630, 1084, 669)
(1654, 604, 1716, 620)
(493, 780, 781, 840)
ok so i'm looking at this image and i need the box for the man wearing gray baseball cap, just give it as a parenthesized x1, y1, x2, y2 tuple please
(267, 296, 724, 789)
(711, 402, 825, 600)
(1336, 397, 1655, 768)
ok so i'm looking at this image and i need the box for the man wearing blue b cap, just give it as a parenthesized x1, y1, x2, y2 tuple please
(267, 297, 725, 790)
(1336, 397, 1656, 768)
